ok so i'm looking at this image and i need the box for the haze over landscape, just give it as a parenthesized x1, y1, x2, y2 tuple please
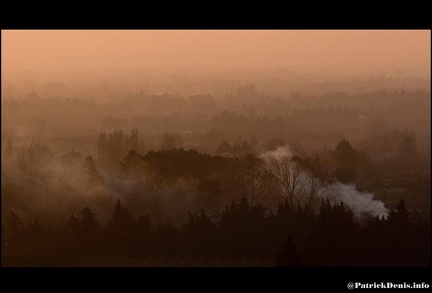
(1, 30, 430, 267)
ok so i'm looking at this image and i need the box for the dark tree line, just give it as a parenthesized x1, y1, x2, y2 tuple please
(120, 148, 228, 182)
(2, 197, 429, 267)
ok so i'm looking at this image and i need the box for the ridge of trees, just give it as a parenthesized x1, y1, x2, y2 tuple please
(2, 197, 429, 267)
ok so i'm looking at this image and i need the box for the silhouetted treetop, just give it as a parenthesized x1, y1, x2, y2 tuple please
(109, 199, 135, 232)
(333, 139, 357, 166)
(80, 207, 99, 233)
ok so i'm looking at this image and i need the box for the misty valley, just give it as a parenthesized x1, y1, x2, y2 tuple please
(1, 75, 430, 267)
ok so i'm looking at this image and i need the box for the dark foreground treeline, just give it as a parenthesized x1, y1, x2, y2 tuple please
(2, 197, 429, 267)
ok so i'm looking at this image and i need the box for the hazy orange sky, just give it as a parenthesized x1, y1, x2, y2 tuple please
(2, 30, 430, 75)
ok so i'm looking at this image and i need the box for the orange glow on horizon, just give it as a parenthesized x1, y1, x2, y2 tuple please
(2, 30, 430, 75)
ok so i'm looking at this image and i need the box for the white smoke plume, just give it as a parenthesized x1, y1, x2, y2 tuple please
(261, 146, 389, 219)
(260, 145, 294, 162)
(326, 182, 388, 219)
